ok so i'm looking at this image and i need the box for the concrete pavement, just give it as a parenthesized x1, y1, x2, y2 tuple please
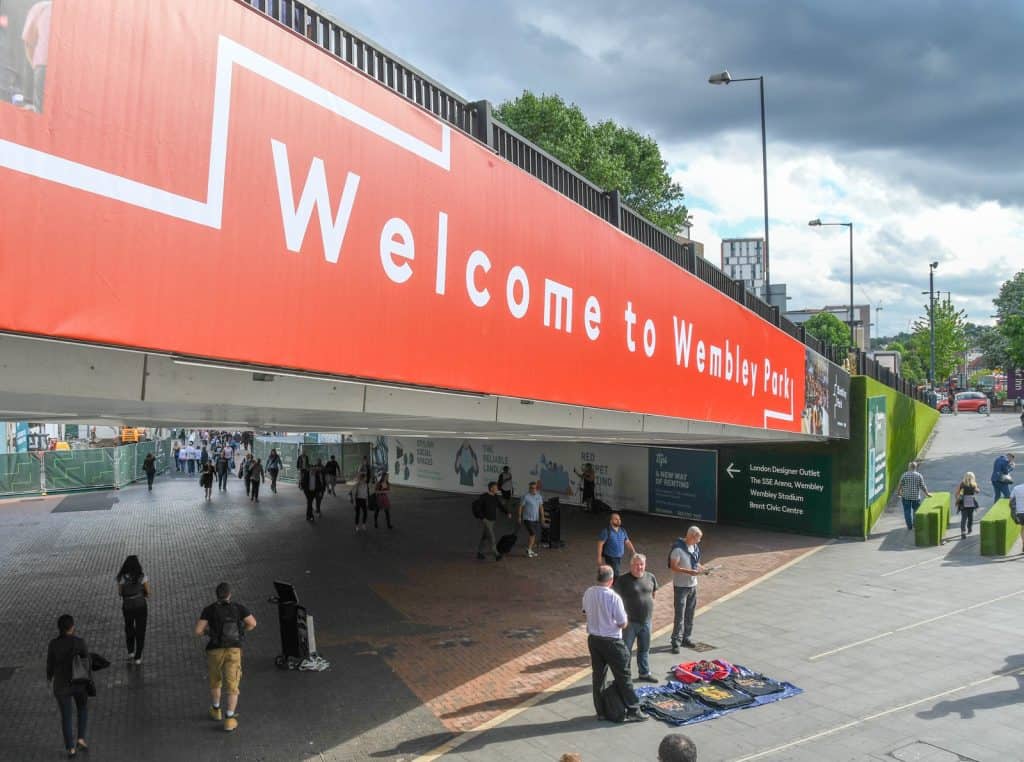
(427, 411, 1024, 762)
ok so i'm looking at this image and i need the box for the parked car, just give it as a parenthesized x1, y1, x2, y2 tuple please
(936, 391, 989, 414)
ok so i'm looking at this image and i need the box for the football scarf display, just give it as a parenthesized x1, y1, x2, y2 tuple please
(635, 662, 802, 727)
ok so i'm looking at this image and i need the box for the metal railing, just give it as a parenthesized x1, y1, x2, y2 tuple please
(236, 0, 924, 403)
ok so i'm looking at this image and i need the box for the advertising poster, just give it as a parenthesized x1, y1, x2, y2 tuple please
(718, 449, 833, 535)
(14, 422, 29, 453)
(384, 437, 651, 512)
(801, 348, 851, 439)
(648, 448, 718, 522)
(0, 0, 835, 436)
(866, 396, 888, 504)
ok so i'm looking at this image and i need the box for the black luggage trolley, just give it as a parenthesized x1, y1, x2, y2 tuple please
(270, 580, 317, 669)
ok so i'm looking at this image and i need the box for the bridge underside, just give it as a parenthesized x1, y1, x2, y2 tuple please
(0, 334, 822, 445)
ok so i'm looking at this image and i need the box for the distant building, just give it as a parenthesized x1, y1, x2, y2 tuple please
(785, 304, 872, 352)
(720, 238, 764, 295)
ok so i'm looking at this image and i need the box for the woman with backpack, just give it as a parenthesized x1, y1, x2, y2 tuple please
(266, 448, 282, 493)
(116, 555, 150, 665)
(955, 471, 983, 539)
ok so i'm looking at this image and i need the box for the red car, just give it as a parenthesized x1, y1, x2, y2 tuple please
(936, 391, 990, 414)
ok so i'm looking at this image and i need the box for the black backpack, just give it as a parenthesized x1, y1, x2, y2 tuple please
(601, 684, 627, 723)
(212, 602, 243, 648)
(471, 495, 485, 519)
(121, 574, 146, 609)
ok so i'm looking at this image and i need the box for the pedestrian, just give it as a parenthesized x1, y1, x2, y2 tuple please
(474, 481, 510, 560)
(669, 526, 706, 654)
(658, 733, 698, 762)
(215, 449, 230, 492)
(614, 553, 659, 683)
(581, 565, 647, 723)
(200, 462, 215, 500)
(177, 444, 188, 475)
(193, 582, 256, 733)
(574, 463, 597, 511)
(312, 459, 326, 515)
(301, 462, 324, 523)
(186, 440, 197, 475)
(949, 390, 957, 415)
(1011, 480, 1024, 552)
(596, 512, 636, 577)
(265, 448, 282, 493)
(296, 450, 309, 475)
(200, 444, 210, 470)
(954, 471, 982, 538)
(240, 453, 254, 497)
(323, 455, 340, 495)
(897, 461, 932, 530)
(373, 472, 393, 529)
(47, 614, 90, 758)
(248, 458, 264, 502)
(518, 481, 545, 557)
(358, 455, 373, 485)
(142, 452, 156, 491)
(172, 440, 182, 472)
(350, 472, 369, 530)
(116, 555, 150, 664)
(498, 465, 514, 506)
(991, 453, 1015, 501)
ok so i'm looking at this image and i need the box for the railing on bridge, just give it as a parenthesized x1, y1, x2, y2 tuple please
(236, 0, 924, 403)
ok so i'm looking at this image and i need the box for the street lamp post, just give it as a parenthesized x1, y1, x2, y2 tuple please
(709, 71, 770, 301)
(929, 261, 938, 387)
(808, 219, 855, 350)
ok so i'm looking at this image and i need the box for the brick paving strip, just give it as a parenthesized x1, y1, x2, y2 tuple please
(363, 523, 827, 735)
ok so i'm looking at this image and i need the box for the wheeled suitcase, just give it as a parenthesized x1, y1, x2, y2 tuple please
(496, 533, 518, 554)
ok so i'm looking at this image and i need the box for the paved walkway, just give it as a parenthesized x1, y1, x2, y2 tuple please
(425, 411, 1024, 762)
(0, 463, 818, 761)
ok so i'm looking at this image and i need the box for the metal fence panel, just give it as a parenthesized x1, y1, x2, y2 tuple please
(44, 449, 116, 492)
(0, 453, 42, 496)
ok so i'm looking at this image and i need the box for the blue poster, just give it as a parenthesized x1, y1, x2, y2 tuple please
(648, 448, 718, 522)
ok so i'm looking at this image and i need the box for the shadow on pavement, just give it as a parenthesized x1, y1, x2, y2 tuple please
(916, 654, 1024, 721)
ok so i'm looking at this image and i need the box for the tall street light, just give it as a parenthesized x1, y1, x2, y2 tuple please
(808, 219, 855, 350)
(929, 261, 939, 387)
(709, 71, 770, 301)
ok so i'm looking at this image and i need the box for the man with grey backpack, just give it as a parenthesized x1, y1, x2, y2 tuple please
(194, 583, 257, 732)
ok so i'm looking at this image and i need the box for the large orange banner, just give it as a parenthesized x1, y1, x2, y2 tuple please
(0, 0, 818, 433)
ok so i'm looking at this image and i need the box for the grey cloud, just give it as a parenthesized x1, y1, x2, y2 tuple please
(319, 0, 1024, 206)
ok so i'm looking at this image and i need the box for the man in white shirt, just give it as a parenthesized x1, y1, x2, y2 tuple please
(518, 481, 546, 558)
(581, 565, 647, 722)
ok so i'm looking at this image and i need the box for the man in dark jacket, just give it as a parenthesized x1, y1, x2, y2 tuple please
(300, 464, 325, 522)
(46, 614, 90, 756)
(476, 481, 510, 561)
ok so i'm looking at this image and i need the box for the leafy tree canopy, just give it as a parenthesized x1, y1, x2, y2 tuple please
(803, 312, 851, 349)
(993, 271, 1024, 367)
(494, 91, 689, 232)
(909, 299, 968, 384)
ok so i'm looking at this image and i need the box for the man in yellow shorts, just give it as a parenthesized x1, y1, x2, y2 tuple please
(194, 582, 257, 732)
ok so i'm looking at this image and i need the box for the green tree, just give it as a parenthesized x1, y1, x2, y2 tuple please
(494, 91, 689, 232)
(977, 325, 1010, 370)
(909, 299, 968, 384)
(993, 271, 1024, 367)
(884, 340, 926, 384)
(803, 312, 851, 349)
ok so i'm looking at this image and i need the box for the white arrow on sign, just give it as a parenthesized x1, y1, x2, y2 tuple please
(725, 463, 741, 479)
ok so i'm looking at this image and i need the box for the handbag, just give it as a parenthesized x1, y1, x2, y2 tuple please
(1000, 474, 1014, 483)
(70, 650, 92, 684)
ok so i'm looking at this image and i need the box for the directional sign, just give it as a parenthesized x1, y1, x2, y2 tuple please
(718, 449, 832, 535)
(648, 448, 718, 522)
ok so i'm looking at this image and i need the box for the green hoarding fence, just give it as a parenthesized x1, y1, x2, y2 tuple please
(0, 439, 175, 497)
(0, 453, 43, 496)
(254, 438, 371, 484)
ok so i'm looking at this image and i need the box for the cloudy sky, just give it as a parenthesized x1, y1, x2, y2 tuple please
(318, 0, 1023, 337)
